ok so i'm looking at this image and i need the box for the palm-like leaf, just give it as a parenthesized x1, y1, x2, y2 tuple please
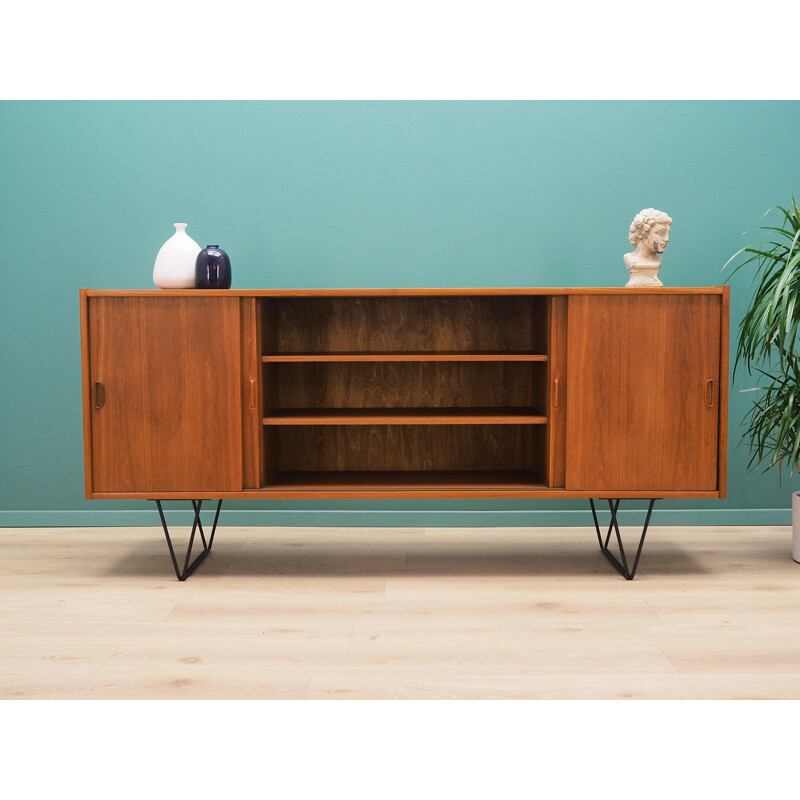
(724, 197, 800, 473)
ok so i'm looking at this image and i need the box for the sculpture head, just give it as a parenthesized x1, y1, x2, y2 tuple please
(628, 208, 672, 255)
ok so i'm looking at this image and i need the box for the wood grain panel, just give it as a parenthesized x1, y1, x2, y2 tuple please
(241, 298, 262, 489)
(273, 361, 545, 410)
(88, 296, 243, 493)
(565, 294, 721, 491)
(718, 286, 730, 497)
(548, 296, 567, 488)
(85, 286, 728, 297)
(265, 296, 548, 354)
(262, 353, 548, 362)
(275, 424, 545, 474)
(264, 408, 547, 425)
(80, 290, 94, 499)
(262, 427, 278, 487)
(268, 470, 545, 489)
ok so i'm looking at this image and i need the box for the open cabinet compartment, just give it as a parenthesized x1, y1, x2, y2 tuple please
(257, 294, 553, 492)
(262, 360, 548, 414)
(260, 295, 549, 355)
(262, 424, 548, 490)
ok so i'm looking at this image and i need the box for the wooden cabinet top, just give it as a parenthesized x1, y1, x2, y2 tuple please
(81, 287, 729, 298)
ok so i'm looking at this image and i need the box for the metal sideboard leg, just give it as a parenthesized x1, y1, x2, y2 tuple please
(153, 499, 223, 581)
(589, 498, 657, 580)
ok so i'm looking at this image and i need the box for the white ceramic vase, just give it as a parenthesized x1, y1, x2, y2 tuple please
(153, 223, 202, 289)
(793, 492, 800, 563)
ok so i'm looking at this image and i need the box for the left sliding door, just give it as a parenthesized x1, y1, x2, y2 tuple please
(83, 295, 243, 495)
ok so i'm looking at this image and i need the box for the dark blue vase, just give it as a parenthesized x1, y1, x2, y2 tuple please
(195, 245, 231, 289)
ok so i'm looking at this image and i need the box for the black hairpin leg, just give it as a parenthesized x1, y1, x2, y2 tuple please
(154, 499, 222, 581)
(589, 498, 656, 580)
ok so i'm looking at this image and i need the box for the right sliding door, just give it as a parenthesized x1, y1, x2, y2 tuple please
(565, 293, 722, 492)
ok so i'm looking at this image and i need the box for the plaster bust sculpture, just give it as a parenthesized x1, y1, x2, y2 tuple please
(624, 208, 672, 287)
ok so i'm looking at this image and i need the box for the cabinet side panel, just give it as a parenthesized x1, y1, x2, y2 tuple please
(241, 297, 262, 489)
(261, 301, 279, 485)
(718, 286, 730, 497)
(547, 296, 567, 487)
(80, 289, 94, 498)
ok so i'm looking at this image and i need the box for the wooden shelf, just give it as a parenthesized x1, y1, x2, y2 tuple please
(263, 408, 548, 425)
(262, 352, 547, 362)
(262, 470, 546, 491)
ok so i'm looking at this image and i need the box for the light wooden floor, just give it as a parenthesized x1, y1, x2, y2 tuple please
(1, 523, 799, 699)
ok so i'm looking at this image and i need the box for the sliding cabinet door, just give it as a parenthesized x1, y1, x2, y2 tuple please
(86, 296, 243, 494)
(565, 294, 722, 492)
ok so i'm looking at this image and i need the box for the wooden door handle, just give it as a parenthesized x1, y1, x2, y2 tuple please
(705, 379, 714, 407)
(95, 381, 105, 410)
(249, 379, 256, 409)
(553, 377, 559, 410)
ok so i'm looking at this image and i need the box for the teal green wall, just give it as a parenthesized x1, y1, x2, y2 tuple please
(2, 100, 800, 527)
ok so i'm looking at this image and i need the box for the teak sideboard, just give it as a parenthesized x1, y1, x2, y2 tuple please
(80, 287, 729, 580)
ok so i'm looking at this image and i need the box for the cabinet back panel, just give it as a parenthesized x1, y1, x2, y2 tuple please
(275, 424, 546, 474)
(270, 361, 546, 410)
(262, 297, 548, 354)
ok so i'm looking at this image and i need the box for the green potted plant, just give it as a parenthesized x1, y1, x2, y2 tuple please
(724, 197, 800, 562)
